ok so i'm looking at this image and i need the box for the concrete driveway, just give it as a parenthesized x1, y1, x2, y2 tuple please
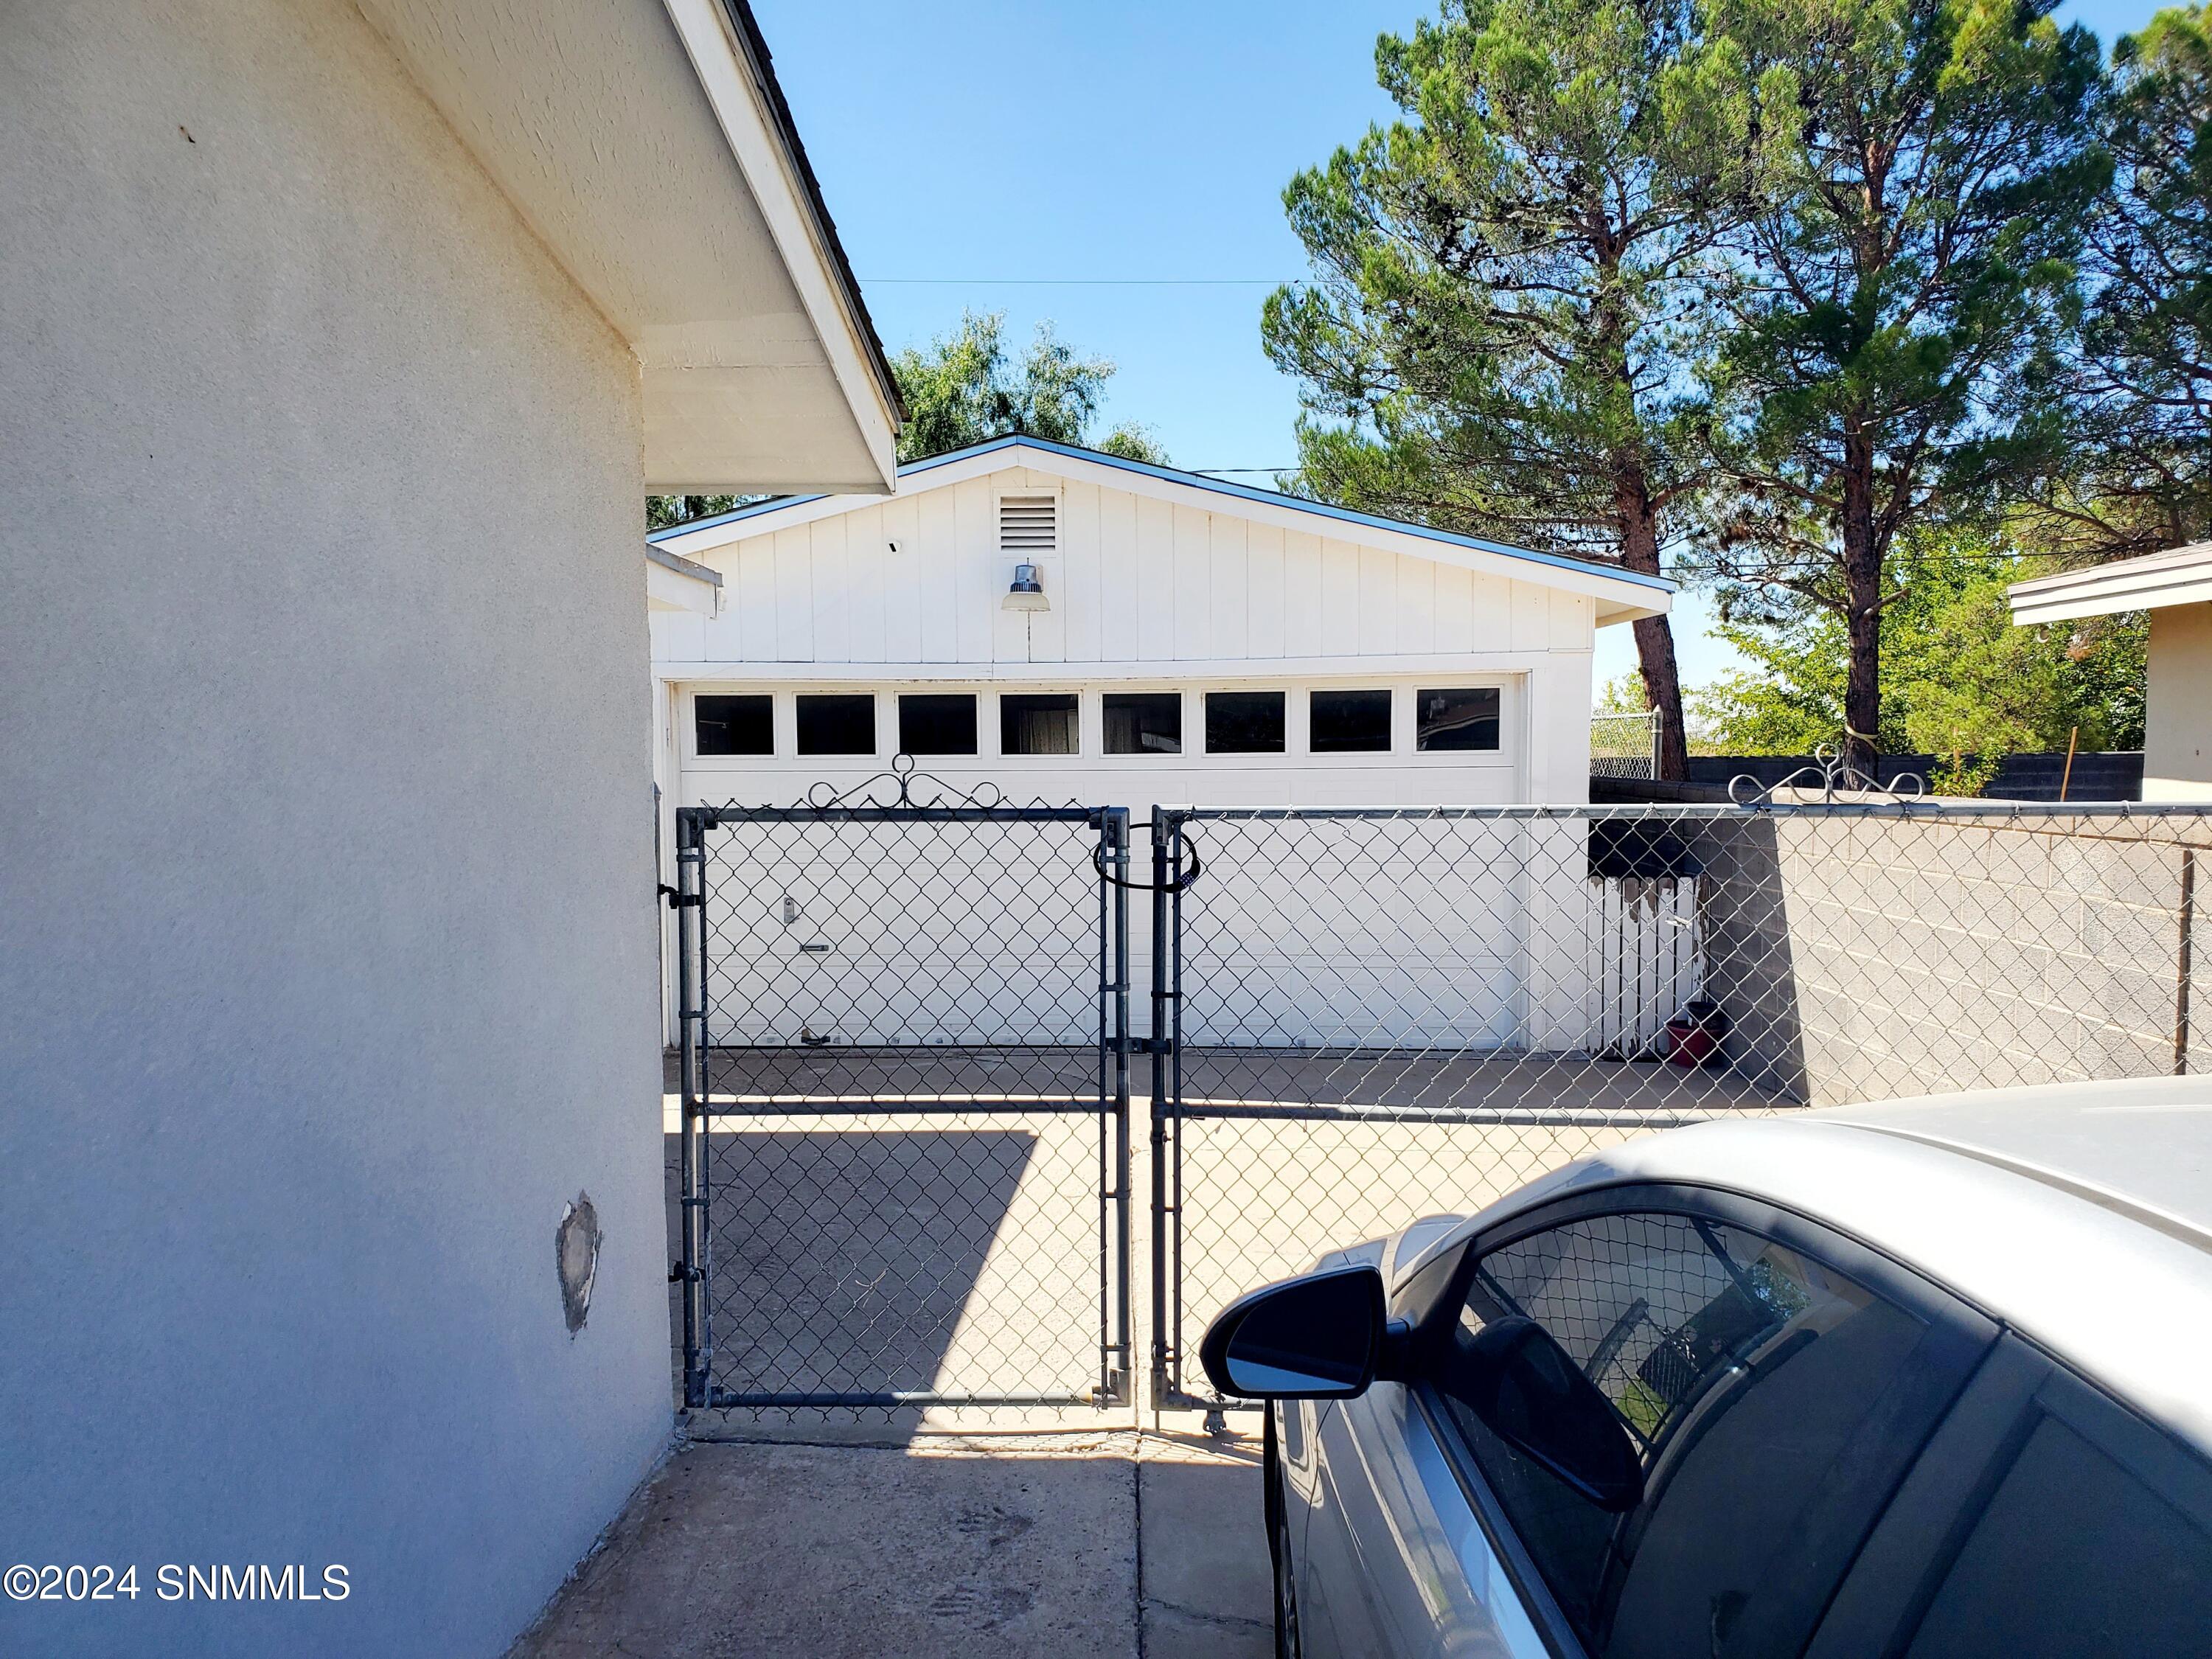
(661, 1048, 1772, 1413)
(509, 1430, 1271, 1659)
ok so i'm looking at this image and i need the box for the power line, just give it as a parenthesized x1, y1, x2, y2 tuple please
(1189, 466, 1298, 475)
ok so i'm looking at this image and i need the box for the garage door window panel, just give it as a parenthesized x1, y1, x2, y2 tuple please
(1436, 1206, 1976, 1658)
(1311, 689, 1391, 753)
(1419, 687, 1502, 751)
(695, 693, 772, 757)
(1001, 693, 1079, 755)
(796, 694, 875, 756)
(898, 694, 977, 756)
(1206, 691, 1285, 754)
(1105, 693, 1181, 755)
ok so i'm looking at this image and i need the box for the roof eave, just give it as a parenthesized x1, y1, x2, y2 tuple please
(355, 0, 899, 495)
(2009, 545, 2212, 624)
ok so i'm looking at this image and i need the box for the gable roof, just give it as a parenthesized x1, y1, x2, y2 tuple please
(648, 435, 1675, 625)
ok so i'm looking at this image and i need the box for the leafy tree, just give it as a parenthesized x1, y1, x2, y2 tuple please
(646, 312, 1165, 528)
(1262, 0, 1773, 780)
(1593, 671, 1654, 714)
(2032, 5, 2212, 556)
(1694, 529, 2147, 779)
(1700, 0, 2107, 773)
(890, 310, 1168, 465)
(647, 494, 745, 532)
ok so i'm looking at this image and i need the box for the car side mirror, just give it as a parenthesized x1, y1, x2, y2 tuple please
(1460, 1315, 1643, 1512)
(1199, 1265, 1385, 1399)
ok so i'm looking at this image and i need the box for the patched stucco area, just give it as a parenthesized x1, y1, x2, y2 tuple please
(0, 2, 668, 1655)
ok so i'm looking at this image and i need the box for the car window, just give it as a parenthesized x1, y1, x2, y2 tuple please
(1900, 1390, 2212, 1658)
(1436, 1208, 1967, 1659)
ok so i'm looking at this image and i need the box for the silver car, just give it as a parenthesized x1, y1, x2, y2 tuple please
(1200, 1078, 2212, 1658)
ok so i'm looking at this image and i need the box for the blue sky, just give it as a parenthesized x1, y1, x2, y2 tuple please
(754, 0, 2168, 698)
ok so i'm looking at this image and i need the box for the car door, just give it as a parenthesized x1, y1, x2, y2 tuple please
(1301, 1381, 1553, 1659)
(1802, 1333, 2212, 1658)
(1302, 1182, 1996, 1658)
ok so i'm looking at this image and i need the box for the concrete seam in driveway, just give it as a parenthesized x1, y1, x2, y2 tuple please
(510, 1427, 1272, 1659)
(1131, 1455, 1149, 1659)
(1141, 1599, 1272, 1631)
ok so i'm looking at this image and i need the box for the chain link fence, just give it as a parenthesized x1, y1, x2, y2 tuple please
(665, 783, 2208, 1422)
(1590, 710, 1661, 779)
(1151, 800, 2212, 1408)
(669, 779, 1133, 1419)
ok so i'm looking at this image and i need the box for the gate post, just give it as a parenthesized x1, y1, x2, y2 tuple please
(673, 807, 711, 1411)
(1103, 808, 1134, 1408)
(1147, 809, 1172, 1417)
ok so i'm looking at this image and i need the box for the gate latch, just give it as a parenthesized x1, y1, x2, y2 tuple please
(659, 884, 702, 910)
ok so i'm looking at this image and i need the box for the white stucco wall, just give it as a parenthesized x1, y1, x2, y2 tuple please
(1, 4, 667, 1655)
(2144, 602, 2212, 801)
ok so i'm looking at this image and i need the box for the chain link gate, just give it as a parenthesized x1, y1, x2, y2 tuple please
(670, 764, 1133, 1413)
(1146, 799, 2212, 1412)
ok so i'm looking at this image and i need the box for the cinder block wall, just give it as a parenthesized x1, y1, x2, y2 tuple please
(1690, 813, 2209, 1107)
(1, 4, 669, 1654)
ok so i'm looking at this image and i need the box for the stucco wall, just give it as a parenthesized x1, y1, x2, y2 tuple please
(1, 4, 666, 1655)
(2145, 602, 2212, 801)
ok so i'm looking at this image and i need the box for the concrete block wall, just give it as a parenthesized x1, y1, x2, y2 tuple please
(1687, 812, 2210, 1107)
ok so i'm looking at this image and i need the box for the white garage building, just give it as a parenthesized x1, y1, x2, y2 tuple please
(647, 436, 1677, 1050)
(648, 435, 1670, 807)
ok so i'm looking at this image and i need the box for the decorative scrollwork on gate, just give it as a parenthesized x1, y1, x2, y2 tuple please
(797, 753, 1006, 812)
(1728, 742, 1928, 806)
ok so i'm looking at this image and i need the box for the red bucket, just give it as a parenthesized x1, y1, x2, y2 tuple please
(1664, 1018, 1717, 1068)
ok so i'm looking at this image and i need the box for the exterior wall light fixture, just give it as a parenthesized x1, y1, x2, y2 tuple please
(1003, 563, 1048, 612)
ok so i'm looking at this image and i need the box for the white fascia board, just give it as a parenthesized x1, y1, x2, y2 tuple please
(647, 546, 723, 616)
(652, 442, 1671, 618)
(2009, 543, 2212, 623)
(652, 650, 1587, 684)
(2010, 568, 2212, 624)
(661, 0, 897, 491)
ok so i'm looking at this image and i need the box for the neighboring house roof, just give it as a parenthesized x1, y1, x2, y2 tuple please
(355, 0, 900, 494)
(2010, 541, 2212, 624)
(648, 435, 1677, 626)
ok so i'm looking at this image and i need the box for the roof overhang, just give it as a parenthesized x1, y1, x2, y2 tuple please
(650, 437, 1675, 625)
(355, 0, 900, 495)
(647, 545, 724, 616)
(2010, 543, 2212, 625)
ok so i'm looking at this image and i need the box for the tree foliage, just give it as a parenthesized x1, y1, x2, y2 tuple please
(1262, 0, 1775, 779)
(647, 493, 746, 532)
(1694, 529, 2147, 776)
(1700, 0, 2107, 771)
(647, 311, 1165, 529)
(891, 310, 1167, 465)
(2030, 4, 2212, 555)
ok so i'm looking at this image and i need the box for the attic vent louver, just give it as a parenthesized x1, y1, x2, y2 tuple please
(999, 493, 1057, 557)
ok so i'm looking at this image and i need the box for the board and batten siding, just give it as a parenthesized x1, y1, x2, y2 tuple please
(650, 468, 1599, 669)
(650, 462, 1627, 1048)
